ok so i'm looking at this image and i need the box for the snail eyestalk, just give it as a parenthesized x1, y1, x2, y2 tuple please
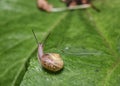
(32, 29, 39, 45)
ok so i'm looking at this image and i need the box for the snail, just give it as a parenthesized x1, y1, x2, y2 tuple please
(32, 30, 64, 72)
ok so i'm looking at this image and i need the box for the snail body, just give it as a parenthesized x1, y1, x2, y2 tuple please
(32, 30, 64, 72)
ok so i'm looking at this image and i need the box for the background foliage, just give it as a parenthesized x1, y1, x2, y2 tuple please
(0, 0, 120, 86)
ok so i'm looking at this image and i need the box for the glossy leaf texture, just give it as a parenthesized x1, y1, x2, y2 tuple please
(0, 0, 120, 86)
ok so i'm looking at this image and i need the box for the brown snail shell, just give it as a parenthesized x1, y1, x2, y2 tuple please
(38, 44, 64, 72)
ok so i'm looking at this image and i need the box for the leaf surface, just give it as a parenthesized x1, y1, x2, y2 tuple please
(0, 0, 120, 86)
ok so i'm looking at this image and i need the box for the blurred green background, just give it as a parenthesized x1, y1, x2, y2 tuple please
(0, 0, 120, 86)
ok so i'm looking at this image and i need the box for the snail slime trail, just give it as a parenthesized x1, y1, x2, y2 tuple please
(32, 30, 64, 72)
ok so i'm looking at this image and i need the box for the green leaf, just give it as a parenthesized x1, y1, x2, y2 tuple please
(0, 0, 120, 86)
(0, 0, 66, 86)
